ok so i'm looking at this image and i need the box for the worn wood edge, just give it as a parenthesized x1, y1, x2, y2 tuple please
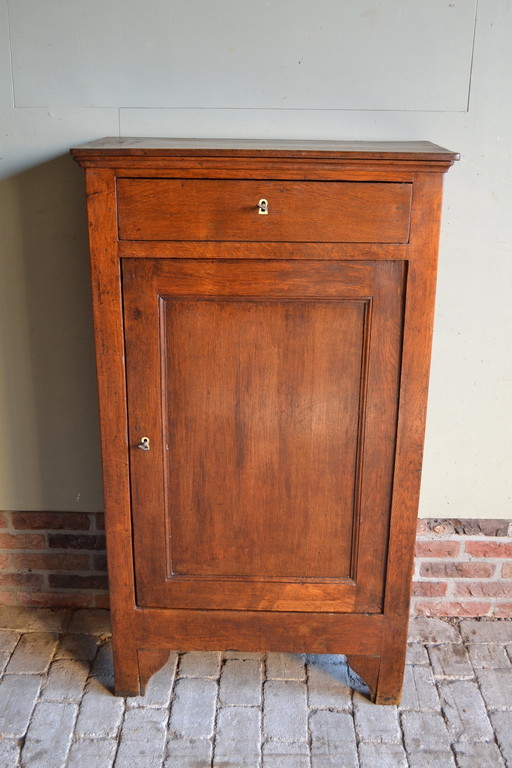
(70, 139, 459, 176)
(70, 137, 459, 161)
(73, 157, 458, 175)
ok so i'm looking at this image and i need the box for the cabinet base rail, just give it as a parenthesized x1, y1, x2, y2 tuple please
(111, 607, 408, 705)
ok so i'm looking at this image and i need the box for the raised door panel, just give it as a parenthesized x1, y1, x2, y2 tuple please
(165, 296, 362, 579)
(122, 258, 404, 612)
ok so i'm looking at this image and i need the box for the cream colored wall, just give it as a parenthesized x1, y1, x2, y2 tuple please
(1, 1, 510, 517)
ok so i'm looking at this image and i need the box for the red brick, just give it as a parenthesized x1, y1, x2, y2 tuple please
(93, 554, 107, 572)
(0, 572, 44, 588)
(428, 520, 455, 535)
(29, 593, 93, 608)
(0, 512, 7, 528)
(420, 561, 495, 579)
(0, 592, 25, 606)
(495, 603, 512, 618)
(412, 581, 447, 597)
(0, 555, 10, 569)
(48, 534, 105, 551)
(419, 518, 511, 537)
(416, 519, 429, 536)
(94, 513, 105, 531)
(49, 574, 108, 590)
(502, 562, 512, 578)
(413, 601, 491, 617)
(415, 541, 460, 558)
(8, 553, 90, 571)
(94, 594, 110, 609)
(0, 591, 92, 608)
(452, 519, 510, 536)
(0, 533, 45, 550)
(465, 541, 512, 558)
(11, 512, 90, 531)
(455, 582, 512, 598)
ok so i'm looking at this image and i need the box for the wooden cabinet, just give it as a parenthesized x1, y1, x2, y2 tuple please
(71, 139, 457, 704)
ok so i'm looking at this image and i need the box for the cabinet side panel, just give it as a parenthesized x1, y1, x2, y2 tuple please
(85, 168, 140, 693)
(386, 173, 445, 618)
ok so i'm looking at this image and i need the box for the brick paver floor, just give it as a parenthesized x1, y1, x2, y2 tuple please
(0, 608, 510, 767)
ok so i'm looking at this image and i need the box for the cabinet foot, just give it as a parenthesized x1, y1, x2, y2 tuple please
(113, 654, 141, 697)
(347, 645, 405, 704)
(347, 651, 405, 705)
(346, 654, 380, 701)
(138, 649, 172, 695)
(371, 651, 406, 705)
(113, 648, 171, 697)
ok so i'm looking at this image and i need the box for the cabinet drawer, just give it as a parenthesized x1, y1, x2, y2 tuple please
(117, 179, 411, 242)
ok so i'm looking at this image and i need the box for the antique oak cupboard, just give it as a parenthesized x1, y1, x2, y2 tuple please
(71, 139, 457, 704)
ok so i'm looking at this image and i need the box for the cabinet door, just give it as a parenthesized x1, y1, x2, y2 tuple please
(122, 258, 404, 613)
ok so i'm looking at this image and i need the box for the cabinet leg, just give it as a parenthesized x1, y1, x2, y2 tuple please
(347, 644, 407, 705)
(370, 617, 409, 705)
(112, 647, 172, 697)
(112, 643, 141, 697)
(346, 654, 380, 701)
(371, 648, 407, 705)
(138, 649, 172, 695)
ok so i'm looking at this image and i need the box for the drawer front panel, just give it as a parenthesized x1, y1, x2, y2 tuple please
(117, 179, 411, 242)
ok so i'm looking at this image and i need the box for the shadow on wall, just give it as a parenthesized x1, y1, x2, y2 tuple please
(0, 155, 103, 512)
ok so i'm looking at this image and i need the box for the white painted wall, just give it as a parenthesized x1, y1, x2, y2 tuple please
(0, 0, 510, 518)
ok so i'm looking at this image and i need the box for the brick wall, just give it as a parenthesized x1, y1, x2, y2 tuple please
(0, 512, 511, 616)
(413, 518, 512, 618)
(0, 511, 108, 608)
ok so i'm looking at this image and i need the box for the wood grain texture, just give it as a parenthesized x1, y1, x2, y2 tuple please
(117, 179, 411, 242)
(72, 137, 459, 161)
(84, 168, 141, 696)
(113, 164, 447, 181)
(118, 241, 409, 262)
(72, 140, 457, 702)
(135, 608, 384, 655)
(164, 297, 362, 579)
(122, 258, 403, 613)
(385, 173, 445, 618)
(346, 655, 381, 701)
(72, 139, 458, 176)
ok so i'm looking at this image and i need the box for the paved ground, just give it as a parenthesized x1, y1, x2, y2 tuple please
(0, 608, 510, 767)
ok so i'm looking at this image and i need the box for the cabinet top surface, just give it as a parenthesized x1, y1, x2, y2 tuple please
(71, 137, 459, 162)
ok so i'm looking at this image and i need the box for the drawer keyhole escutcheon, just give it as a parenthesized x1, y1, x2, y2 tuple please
(257, 198, 269, 215)
(136, 436, 150, 451)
